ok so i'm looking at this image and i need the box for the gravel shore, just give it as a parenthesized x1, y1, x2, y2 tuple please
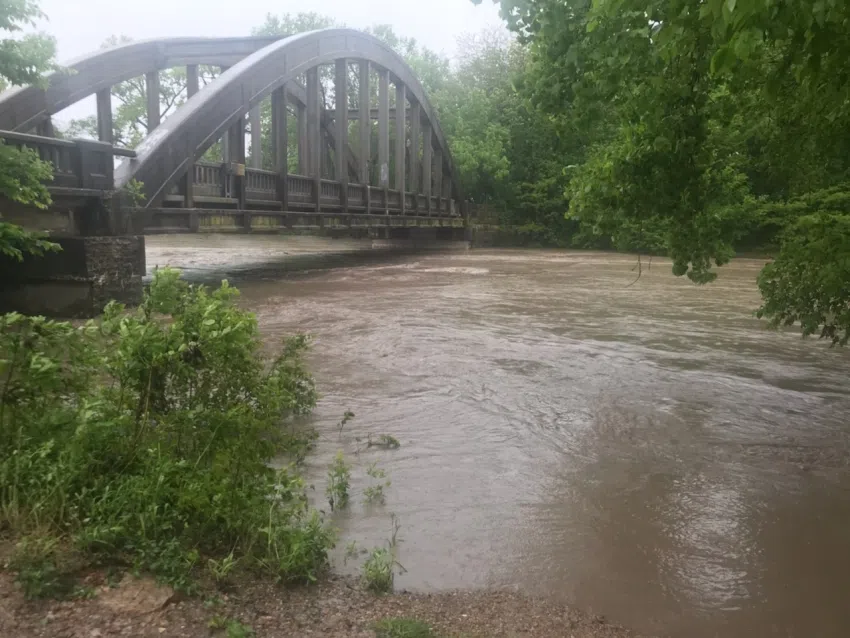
(0, 571, 648, 637)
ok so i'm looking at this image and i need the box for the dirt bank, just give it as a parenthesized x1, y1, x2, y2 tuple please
(0, 570, 647, 637)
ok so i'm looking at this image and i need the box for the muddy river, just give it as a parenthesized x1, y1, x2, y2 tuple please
(147, 235, 850, 638)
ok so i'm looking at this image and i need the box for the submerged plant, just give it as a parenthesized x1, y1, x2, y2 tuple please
(363, 462, 391, 505)
(362, 514, 405, 593)
(326, 451, 351, 511)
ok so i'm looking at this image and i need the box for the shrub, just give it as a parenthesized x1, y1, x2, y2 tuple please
(0, 268, 332, 590)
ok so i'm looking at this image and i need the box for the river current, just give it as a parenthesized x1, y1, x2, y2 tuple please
(147, 235, 850, 638)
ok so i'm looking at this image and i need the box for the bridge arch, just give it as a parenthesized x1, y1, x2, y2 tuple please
(109, 28, 463, 209)
(0, 35, 362, 178)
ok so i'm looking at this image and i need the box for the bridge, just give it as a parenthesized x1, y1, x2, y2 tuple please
(0, 29, 467, 316)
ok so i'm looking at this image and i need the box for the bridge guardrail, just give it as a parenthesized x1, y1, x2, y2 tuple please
(0, 130, 136, 193)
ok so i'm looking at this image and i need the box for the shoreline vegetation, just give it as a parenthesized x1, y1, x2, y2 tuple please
(0, 269, 644, 637)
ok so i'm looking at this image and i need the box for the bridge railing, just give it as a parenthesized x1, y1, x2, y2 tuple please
(0, 130, 135, 193)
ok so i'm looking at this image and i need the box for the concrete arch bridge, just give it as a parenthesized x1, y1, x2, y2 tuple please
(0, 29, 468, 315)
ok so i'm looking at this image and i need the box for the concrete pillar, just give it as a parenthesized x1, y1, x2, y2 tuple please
(358, 60, 370, 185)
(335, 58, 349, 213)
(0, 235, 146, 318)
(394, 82, 406, 213)
(378, 68, 389, 189)
(96, 89, 113, 144)
(145, 71, 160, 132)
(250, 105, 262, 169)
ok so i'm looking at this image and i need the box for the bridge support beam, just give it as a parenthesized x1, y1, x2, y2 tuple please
(306, 67, 321, 213)
(96, 89, 113, 144)
(145, 71, 160, 131)
(394, 82, 406, 214)
(358, 60, 371, 214)
(422, 121, 432, 214)
(0, 235, 145, 318)
(335, 58, 349, 214)
(271, 86, 288, 211)
(409, 100, 420, 209)
(250, 105, 262, 169)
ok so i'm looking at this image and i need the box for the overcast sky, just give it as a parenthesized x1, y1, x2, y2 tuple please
(37, 0, 506, 63)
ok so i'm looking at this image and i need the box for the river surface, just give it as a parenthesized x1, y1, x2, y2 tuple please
(148, 235, 850, 638)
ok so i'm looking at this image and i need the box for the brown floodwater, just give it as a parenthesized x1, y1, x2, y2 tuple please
(147, 235, 850, 638)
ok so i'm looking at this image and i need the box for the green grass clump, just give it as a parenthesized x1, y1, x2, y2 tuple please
(0, 268, 333, 593)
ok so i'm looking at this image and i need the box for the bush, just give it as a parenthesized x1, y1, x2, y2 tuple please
(0, 268, 333, 590)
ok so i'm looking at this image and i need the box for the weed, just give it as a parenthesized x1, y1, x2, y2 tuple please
(225, 619, 255, 638)
(363, 462, 391, 504)
(208, 615, 227, 629)
(71, 584, 97, 600)
(207, 552, 238, 588)
(209, 615, 254, 636)
(345, 540, 360, 559)
(337, 410, 355, 438)
(362, 514, 405, 593)
(326, 451, 351, 511)
(374, 617, 436, 638)
(367, 434, 401, 449)
(9, 535, 73, 599)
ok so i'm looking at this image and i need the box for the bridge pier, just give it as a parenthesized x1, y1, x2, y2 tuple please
(0, 235, 145, 318)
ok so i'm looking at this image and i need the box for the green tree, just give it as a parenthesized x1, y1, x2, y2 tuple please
(486, 0, 850, 342)
(0, 0, 59, 261)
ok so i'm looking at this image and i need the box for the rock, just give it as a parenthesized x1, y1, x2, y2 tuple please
(99, 575, 175, 616)
(90, 629, 102, 637)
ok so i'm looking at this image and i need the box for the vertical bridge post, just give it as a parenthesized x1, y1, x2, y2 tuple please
(145, 71, 160, 131)
(271, 86, 288, 212)
(335, 58, 348, 215)
(183, 64, 199, 211)
(378, 67, 389, 213)
(395, 82, 406, 215)
(434, 147, 442, 213)
(359, 60, 371, 215)
(96, 89, 113, 144)
(250, 105, 262, 169)
(422, 121, 432, 215)
(409, 100, 420, 212)
(306, 66, 321, 214)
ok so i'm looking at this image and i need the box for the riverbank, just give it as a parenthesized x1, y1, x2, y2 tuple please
(0, 568, 641, 637)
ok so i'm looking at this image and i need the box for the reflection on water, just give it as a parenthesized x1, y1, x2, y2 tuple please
(148, 236, 850, 638)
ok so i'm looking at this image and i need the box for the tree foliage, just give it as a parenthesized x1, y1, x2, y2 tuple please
(481, 0, 850, 341)
(0, 0, 58, 261)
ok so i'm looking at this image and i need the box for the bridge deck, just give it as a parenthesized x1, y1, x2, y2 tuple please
(1, 131, 461, 235)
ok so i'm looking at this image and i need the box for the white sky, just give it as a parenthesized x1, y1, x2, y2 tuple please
(37, 0, 506, 63)
(34, 0, 506, 126)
